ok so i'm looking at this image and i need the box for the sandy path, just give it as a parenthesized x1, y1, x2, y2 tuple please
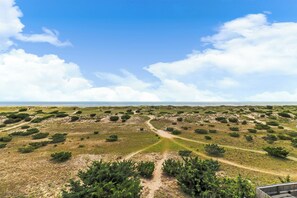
(2, 121, 29, 132)
(124, 140, 162, 160)
(143, 151, 168, 198)
(146, 116, 297, 176)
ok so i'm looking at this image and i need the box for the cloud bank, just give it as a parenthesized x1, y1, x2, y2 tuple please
(1, 0, 297, 101)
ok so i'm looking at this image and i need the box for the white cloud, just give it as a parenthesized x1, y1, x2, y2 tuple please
(0, 49, 159, 101)
(216, 77, 239, 89)
(0, 0, 70, 51)
(16, 28, 71, 47)
(96, 70, 151, 90)
(249, 90, 297, 101)
(146, 13, 297, 79)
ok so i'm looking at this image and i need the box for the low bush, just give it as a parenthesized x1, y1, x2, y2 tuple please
(229, 132, 240, 138)
(266, 121, 279, 126)
(172, 130, 181, 135)
(18, 145, 35, 153)
(229, 127, 239, 131)
(70, 116, 79, 122)
(205, 135, 212, 140)
(106, 134, 118, 142)
(287, 131, 297, 137)
(31, 115, 54, 123)
(278, 112, 291, 118)
(121, 114, 131, 121)
(29, 141, 49, 149)
(177, 117, 183, 122)
(0, 124, 6, 128)
(248, 129, 257, 133)
(204, 144, 225, 156)
(75, 111, 82, 114)
(263, 146, 289, 158)
(50, 133, 67, 143)
(137, 161, 155, 178)
(242, 120, 247, 125)
(178, 150, 192, 157)
(0, 136, 12, 142)
(263, 134, 278, 143)
(32, 132, 49, 139)
(51, 151, 72, 162)
(166, 127, 174, 132)
(90, 113, 96, 117)
(162, 159, 182, 177)
(195, 129, 208, 134)
(228, 117, 238, 123)
(291, 139, 297, 147)
(109, 116, 119, 122)
(277, 134, 292, 140)
(245, 135, 253, 142)
(0, 143, 7, 148)
(209, 129, 217, 133)
(21, 125, 30, 129)
(62, 160, 141, 197)
(93, 131, 99, 135)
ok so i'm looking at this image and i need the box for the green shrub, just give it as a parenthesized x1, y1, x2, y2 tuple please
(245, 135, 253, 142)
(171, 130, 181, 135)
(242, 120, 247, 125)
(263, 147, 289, 158)
(205, 135, 212, 140)
(29, 141, 49, 149)
(109, 116, 119, 122)
(278, 112, 291, 118)
(166, 127, 174, 132)
(32, 132, 49, 139)
(291, 138, 297, 147)
(121, 114, 131, 121)
(0, 124, 6, 128)
(75, 111, 82, 114)
(204, 144, 225, 156)
(93, 131, 99, 135)
(50, 133, 67, 143)
(62, 160, 141, 198)
(21, 125, 30, 129)
(195, 129, 208, 134)
(31, 115, 54, 123)
(277, 134, 292, 140)
(0, 143, 7, 148)
(56, 113, 69, 118)
(18, 145, 35, 153)
(248, 129, 257, 133)
(106, 134, 118, 142)
(0, 136, 12, 142)
(19, 108, 28, 112)
(287, 131, 297, 137)
(104, 110, 111, 113)
(228, 117, 238, 123)
(70, 116, 79, 122)
(263, 134, 278, 143)
(177, 117, 183, 122)
(162, 159, 182, 177)
(229, 132, 240, 138)
(137, 161, 155, 178)
(178, 150, 192, 157)
(90, 113, 96, 117)
(266, 129, 275, 133)
(255, 123, 270, 130)
(229, 127, 239, 131)
(51, 151, 72, 162)
(209, 129, 217, 133)
(266, 121, 279, 126)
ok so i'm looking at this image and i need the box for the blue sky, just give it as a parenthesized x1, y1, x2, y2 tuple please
(1, 0, 297, 101)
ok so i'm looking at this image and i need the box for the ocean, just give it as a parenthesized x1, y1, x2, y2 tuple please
(0, 101, 297, 107)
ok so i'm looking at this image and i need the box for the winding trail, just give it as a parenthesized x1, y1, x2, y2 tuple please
(145, 151, 168, 198)
(124, 140, 162, 160)
(146, 115, 297, 177)
(1, 121, 29, 132)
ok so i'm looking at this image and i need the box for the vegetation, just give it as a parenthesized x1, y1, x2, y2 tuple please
(51, 151, 72, 162)
(70, 116, 79, 122)
(50, 133, 67, 143)
(62, 160, 141, 198)
(137, 161, 155, 178)
(110, 116, 119, 122)
(263, 147, 289, 159)
(32, 132, 49, 139)
(178, 150, 192, 157)
(106, 134, 118, 142)
(162, 159, 182, 177)
(0, 136, 12, 142)
(195, 129, 208, 134)
(204, 144, 225, 156)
